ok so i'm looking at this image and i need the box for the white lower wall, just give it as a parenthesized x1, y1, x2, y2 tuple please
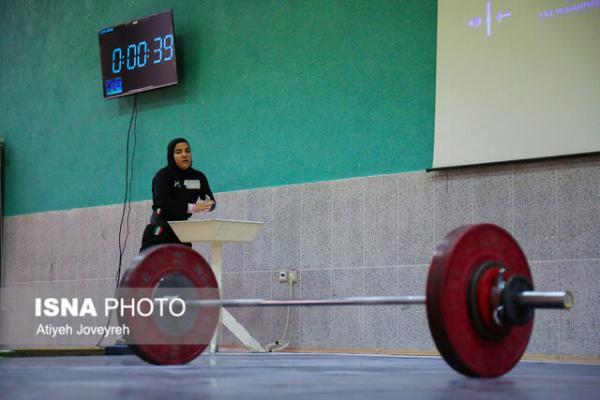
(1, 156, 599, 356)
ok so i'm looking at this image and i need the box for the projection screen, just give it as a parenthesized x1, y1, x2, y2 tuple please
(433, 0, 600, 169)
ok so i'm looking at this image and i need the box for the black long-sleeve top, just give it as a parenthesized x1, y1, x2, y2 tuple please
(151, 166, 216, 222)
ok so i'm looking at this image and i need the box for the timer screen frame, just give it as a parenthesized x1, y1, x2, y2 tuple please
(98, 10, 178, 99)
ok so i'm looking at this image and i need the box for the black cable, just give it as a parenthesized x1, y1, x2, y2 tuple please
(124, 95, 139, 272)
(96, 94, 138, 347)
(116, 94, 138, 285)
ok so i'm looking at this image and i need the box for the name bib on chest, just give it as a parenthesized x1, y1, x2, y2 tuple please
(184, 179, 201, 189)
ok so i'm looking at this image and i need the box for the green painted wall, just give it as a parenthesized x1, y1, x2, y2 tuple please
(0, 0, 436, 216)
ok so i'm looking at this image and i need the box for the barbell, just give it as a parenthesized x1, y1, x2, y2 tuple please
(117, 223, 574, 378)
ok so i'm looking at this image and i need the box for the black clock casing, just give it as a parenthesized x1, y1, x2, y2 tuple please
(98, 10, 178, 99)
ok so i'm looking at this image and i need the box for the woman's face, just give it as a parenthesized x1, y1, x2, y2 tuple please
(173, 142, 192, 170)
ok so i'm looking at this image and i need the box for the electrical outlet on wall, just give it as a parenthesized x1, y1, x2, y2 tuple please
(288, 270, 298, 284)
(279, 270, 298, 284)
(279, 271, 289, 283)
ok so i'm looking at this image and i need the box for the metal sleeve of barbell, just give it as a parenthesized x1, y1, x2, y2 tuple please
(517, 291, 574, 310)
(181, 295, 427, 308)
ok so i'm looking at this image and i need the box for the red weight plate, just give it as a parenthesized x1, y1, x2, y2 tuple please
(426, 224, 534, 378)
(118, 244, 220, 365)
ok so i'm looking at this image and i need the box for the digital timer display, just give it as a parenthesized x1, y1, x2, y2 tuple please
(98, 10, 178, 99)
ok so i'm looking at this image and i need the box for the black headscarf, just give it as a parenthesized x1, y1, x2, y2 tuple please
(167, 138, 191, 171)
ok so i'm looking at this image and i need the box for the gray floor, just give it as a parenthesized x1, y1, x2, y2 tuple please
(1, 353, 599, 400)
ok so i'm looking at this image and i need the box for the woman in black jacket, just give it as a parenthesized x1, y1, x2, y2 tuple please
(140, 138, 216, 252)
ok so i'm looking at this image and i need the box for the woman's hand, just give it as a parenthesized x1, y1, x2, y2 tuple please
(193, 196, 215, 213)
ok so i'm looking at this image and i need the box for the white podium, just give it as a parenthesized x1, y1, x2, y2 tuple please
(168, 219, 266, 353)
